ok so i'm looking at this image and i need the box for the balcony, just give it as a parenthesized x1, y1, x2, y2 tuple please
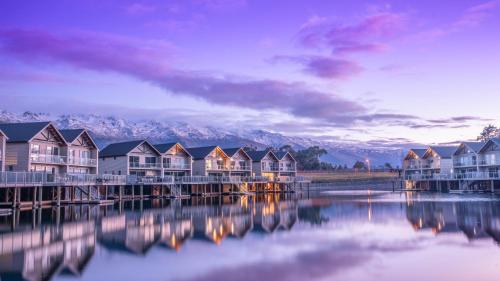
(206, 164, 228, 171)
(68, 157, 97, 166)
(230, 165, 251, 171)
(262, 165, 279, 172)
(453, 161, 476, 167)
(479, 159, 500, 166)
(279, 166, 296, 172)
(163, 163, 191, 170)
(30, 154, 67, 165)
(129, 162, 162, 169)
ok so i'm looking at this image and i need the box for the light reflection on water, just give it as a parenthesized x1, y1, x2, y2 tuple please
(0, 191, 498, 281)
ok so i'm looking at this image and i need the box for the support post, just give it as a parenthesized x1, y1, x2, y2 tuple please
(56, 186, 61, 207)
(32, 186, 37, 208)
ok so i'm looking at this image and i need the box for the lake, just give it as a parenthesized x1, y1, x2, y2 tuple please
(0, 190, 499, 281)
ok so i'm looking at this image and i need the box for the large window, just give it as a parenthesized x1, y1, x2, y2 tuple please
(129, 156, 139, 166)
(31, 144, 40, 154)
(145, 157, 157, 164)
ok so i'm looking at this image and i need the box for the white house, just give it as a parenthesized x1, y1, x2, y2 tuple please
(153, 142, 192, 178)
(99, 140, 162, 176)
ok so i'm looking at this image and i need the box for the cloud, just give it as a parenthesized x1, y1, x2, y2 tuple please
(125, 3, 157, 15)
(195, 0, 247, 10)
(0, 28, 367, 125)
(297, 12, 406, 55)
(271, 55, 363, 80)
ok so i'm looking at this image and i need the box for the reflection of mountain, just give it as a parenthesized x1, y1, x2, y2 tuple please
(405, 197, 500, 244)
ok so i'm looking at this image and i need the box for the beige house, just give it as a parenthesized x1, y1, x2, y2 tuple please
(276, 151, 297, 177)
(421, 146, 456, 176)
(0, 129, 6, 172)
(246, 150, 279, 180)
(60, 129, 99, 175)
(186, 146, 230, 177)
(99, 140, 162, 176)
(0, 122, 68, 174)
(402, 148, 427, 178)
(222, 147, 252, 177)
(477, 138, 500, 177)
(153, 142, 192, 178)
(452, 142, 485, 176)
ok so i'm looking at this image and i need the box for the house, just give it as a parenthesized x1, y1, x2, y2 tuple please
(402, 148, 427, 177)
(153, 142, 192, 178)
(60, 129, 99, 175)
(222, 147, 252, 177)
(0, 129, 7, 172)
(0, 122, 68, 174)
(246, 149, 279, 180)
(275, 151, 297, 177)
(477, 138, 500, 177)
(421, 146, 457, 176)
(452, 142, 485, 175)
(99, 140, 162, 176)
(186, 146, 230, 177)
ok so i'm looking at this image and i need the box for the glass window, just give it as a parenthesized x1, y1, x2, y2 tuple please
(31, 144, 40, 154)
(145, 157, 157, 164)
(129, 156, 139, 163)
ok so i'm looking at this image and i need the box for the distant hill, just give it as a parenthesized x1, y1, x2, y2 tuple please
(0, 110, 409, 167)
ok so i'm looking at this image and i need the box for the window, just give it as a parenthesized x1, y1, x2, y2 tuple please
(31, 144, 40, 154)
(81, 151, 90, 158)
(129, 156, 139, 164)
(145, 157, 157, 164)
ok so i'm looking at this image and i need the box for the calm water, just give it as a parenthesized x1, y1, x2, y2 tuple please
(0, 190, 499, 281)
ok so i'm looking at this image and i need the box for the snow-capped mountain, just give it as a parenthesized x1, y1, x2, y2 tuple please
(0, 110, 406, 167)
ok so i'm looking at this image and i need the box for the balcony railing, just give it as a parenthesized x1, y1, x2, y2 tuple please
(129, 162, 162, 169)
(279, 166, 296, 172)
(262, 165, 279, 172)
(163, 163, 190, 169)
(479, 159, 500, 166)
(206, 164, 228, 171)
(454, 161, 477, 167)
(127, 175, 175, 185)
(68, 157, 97, 166)
(405, 172, 500, 181)
(230, 165, 251, 171)
(30, 154, 67, 165)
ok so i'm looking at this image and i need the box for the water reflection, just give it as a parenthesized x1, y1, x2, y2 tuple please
(0, 192, 498, 281)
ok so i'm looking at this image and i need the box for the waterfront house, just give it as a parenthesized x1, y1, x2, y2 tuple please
(477, 138, 500, 177)
(452, 142, 485, 175)
(421, 146, 457, 176)
(0, 122, 68, 174)
(246, 149, 279, 180)
(154, 142, 192, 178)
(222, 147, 252, 177)
(275, 151, 297, 177)
(99, 140, 162, 176)
(402, 148, 427, 178)
(0, 129, 7, 172)
(60, 129, 99, 175)
(186, 146, 230, 177)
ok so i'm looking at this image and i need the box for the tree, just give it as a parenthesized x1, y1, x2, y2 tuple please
(353, 161, 366, 170)
(477, 124, 499, 141)
(384, 163, 393, 170)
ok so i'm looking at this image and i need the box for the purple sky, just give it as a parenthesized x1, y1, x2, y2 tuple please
(0, 0, 499, 144)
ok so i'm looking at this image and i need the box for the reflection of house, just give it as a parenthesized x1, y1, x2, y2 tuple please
(99, 140, 162, 176)
(222, 147, 252, 177)
(159, 219, 193, 251)
(60, 129, 99, 175)
(253, 201, 281, 233)
(187, 146, 230, 177)
(99, 213, 161, 255)
(278, 202, 298, 230)
(0, 122, 68, 174)
(0, 221, 96, 281)
(154, 142, 192, 179)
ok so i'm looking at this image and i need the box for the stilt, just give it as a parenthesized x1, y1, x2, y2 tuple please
(140, 185, 144, 199)
(12, 187, 18, 208)
(56, 186, 61, 206)
(131, 185, 135, 199)
(119, 186, 123, 201)
(38, 185, 43, 207)
(491, 180, 495, 193)
(32, 186, 37, 208)
(87, 186, 91, 202)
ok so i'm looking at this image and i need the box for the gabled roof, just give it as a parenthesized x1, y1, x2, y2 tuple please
(478, 138, 500, 153)
(0, 129, 7, 140)
(100, 140, 160, 158)
(186, 146, 227, 160)
(453, 141, 485, 155)
(426, 146, 457, 159)
(0, 121, 63, 143)
(246, 149, 278, 162)
(222, 147, 251, 159)
(153, 142, 192, 157)
(60, 129, 98, 149)
(275, 151, 296, 162)
(410, 149, 427, 158)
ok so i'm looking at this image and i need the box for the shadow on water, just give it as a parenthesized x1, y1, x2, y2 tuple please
(0, 191, 498, 281)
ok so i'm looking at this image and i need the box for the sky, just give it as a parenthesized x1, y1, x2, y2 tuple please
(0, 0, 499, 145)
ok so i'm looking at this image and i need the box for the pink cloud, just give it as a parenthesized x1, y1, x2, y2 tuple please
(0, 28, 369, 124)
(297, 12, 406, 55)
(271, 55, 363, 80)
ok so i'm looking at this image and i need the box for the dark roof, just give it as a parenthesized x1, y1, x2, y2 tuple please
(60, 129, 85, 143)
(429, 146, 457, 158)
(479, 138, 500, 153)
(461, 142, 485, 153)
(0, 121, 52, 143)
(246, 150, 277, 162)
(491, 138, 500, 145)
(153, 142, 178, 153)
(222, 147, 242, 157)
(410, 148, 427, 158)
(186, 146, 219, 160)
(275, 151, 296, 161)
(100, 140, 157, 157)
(0, 129, 7, 139)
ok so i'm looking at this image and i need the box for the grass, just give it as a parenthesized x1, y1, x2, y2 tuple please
(298, 171, 398, 183)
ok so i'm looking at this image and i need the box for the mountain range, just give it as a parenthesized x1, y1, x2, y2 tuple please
(0, 110, 407, 167)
